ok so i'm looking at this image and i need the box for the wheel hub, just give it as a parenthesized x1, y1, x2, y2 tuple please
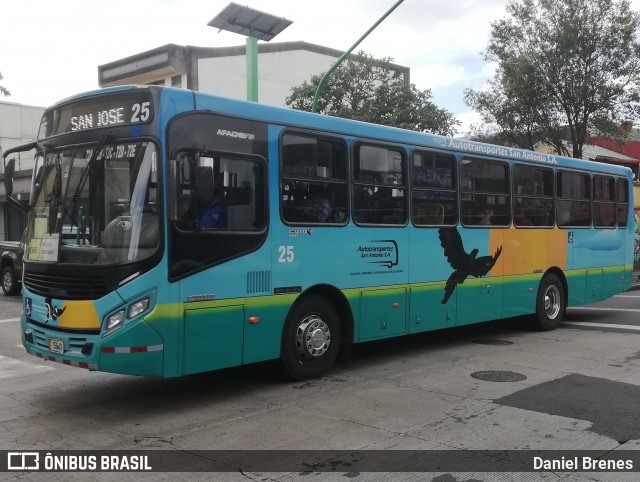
(544, 285, 561, 319)
(296, 314, 331, 359)
(3, 272, 12, 291)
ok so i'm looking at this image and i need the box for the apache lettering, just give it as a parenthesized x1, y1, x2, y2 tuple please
(217, 128, 255, 140)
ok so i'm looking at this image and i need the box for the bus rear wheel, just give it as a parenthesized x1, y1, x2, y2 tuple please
(281, 294, 341, 380)
(533, 273, 565, 331)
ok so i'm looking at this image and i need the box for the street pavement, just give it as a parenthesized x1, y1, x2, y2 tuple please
(0, 286, 639, 481)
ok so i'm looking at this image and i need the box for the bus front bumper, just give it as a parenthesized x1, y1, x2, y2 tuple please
(21, 313, 165, 377)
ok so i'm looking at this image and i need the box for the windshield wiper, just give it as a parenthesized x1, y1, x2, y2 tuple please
(69, 135, 112, 234)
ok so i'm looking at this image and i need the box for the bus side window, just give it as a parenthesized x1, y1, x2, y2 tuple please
(353, 144, 407, 226)
(557, 170, 591, 227)
(616, 178, 629, 227)
(280, 133, 348, 225)
(411, 151, 456, 226)
(460, 158, 510, 227)
(513, 164, 554, 227)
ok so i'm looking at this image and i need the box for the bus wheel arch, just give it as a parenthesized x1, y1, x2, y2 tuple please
(533, 269, 567, 331)
(280, 286, 351, 380)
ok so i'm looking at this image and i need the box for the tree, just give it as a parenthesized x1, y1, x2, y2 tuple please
(465, 0, 640, 158)
(286, 51, 459, 137)
(0, 71, 9, 97)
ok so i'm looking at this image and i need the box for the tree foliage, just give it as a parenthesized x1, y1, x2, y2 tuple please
(0, 71, 10, 97)
(286, 51, 459, 136)
(465, 0, 640, 158)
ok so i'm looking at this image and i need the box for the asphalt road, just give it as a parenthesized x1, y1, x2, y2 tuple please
(1, 289, 640, 481)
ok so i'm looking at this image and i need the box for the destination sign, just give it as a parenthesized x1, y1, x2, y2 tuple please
(38, 91, 153, 139)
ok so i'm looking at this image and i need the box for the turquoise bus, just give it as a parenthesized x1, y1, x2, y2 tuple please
(3, 85, 634, 380)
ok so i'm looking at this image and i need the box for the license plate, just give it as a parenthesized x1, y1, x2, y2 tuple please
(48, 337, 64, 355)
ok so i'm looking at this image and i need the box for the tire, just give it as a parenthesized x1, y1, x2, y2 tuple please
(281, 294, 341, 380)
(533, 273, 565, 331)
(2, 265, 21, 296)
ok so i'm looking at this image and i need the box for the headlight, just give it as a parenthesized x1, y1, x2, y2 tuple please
(106, 310, 125, 330)
(127, 298, 149, 319)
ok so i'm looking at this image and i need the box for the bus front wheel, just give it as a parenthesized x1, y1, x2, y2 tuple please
(281, 294, 341, 380)
(534, 274, 565, 331)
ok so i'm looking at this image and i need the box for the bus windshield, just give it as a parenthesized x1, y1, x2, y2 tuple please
(25, 139, 159, 265)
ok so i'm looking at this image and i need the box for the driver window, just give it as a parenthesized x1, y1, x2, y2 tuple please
(174, 151, 265, 232)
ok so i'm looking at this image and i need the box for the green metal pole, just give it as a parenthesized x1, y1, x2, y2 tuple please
(246, 36, 259, 102)
(311, 0, 404, 113)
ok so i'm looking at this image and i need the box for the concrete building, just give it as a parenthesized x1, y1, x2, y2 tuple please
(0, 101, 44, 240)
(590, 122, 640, 181)
(98, 41, 410, 107)
(537, 141, 639, 177)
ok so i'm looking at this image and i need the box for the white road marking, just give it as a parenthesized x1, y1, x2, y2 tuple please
(0, 317, 20, 323)
(0, 354, 54, 379)
(568, 307, 640, 313)
(564, 322, 640, 332)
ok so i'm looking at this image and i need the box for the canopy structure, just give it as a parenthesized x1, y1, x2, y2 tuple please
(208, 3, 292, 101)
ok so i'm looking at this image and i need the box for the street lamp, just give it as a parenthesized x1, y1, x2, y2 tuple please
(208, 3, 292, 102)
(312, 0, 404, 113)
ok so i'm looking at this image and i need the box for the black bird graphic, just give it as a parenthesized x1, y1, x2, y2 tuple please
(44, 297, 66, 322)
(438, 227, 502, 304)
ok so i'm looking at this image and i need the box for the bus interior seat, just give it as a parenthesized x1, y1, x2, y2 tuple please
(414, 203, 444, 225)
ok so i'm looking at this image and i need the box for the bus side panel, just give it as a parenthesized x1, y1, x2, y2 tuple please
(408, 228, 457, 332)
(500, 227, 566, 317)
(358, 286, 407, 340)
(182, 304, 244, 375)
(455, 229, 503, 326)
(568, 227, 628, 304)
(408, 283, 455, 333)
(243, 294, 297, 365)
(99, 320, 164, 376)
(117, 263, 182, 377)
(500, 274, 540, 319)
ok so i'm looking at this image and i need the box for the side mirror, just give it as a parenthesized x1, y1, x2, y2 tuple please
(4, 158, 15, 197)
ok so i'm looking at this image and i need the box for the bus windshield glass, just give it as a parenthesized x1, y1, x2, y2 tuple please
(25, 140, 159, 265)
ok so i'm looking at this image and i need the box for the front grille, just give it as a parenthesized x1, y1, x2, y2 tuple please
(29, 325, 90, 355)
(27, 318, 100, 336)
(30, 326, 48, 350)
(24, 272, 111, 300)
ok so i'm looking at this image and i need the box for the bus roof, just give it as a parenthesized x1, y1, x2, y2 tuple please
(56, 85, 634, 178)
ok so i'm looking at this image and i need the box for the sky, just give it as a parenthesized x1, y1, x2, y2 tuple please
(1, 0, 638, 135)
